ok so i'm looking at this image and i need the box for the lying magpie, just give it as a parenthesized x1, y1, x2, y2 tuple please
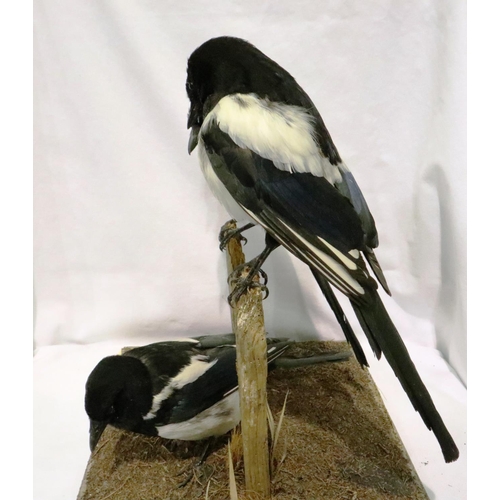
(185, 36, 459, 463)
(84, 334, 351, 451)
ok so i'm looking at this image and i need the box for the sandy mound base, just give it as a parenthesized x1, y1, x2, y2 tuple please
(77, 341, 429, 500)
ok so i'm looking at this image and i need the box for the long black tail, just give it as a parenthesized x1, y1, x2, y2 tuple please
(350, 288, 459, 463)
(274, 350, 352, 368)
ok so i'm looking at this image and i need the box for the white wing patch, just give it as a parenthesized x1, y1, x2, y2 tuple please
(144, 355, 218, 420)
(318, 237, 358, 271)
(202, 93, 341, 185)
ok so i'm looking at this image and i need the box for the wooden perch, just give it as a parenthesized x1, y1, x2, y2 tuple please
(224, 220, 271, 499)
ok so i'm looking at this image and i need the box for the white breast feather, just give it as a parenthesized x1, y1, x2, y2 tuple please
(198, 142, 252, 222)
(155, 391, 241, 441)
(202, 94, 341, 185)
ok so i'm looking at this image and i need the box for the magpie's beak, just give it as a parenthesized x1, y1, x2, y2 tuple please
(188, 125, 200, 154)
(187, 98, 202, 154)
(89, 420, 108, 452)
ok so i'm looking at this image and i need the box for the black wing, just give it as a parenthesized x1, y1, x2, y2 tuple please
(202, 122, 376, 302)
(154, 346, 239, 425)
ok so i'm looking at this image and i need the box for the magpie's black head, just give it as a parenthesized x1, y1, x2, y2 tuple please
(84, 355, 154, 451)
(186, 36, 298, 153)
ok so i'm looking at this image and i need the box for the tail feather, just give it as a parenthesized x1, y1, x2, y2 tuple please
(350, 289, 459, 463)
(310, 268, 368, 367)
(350, 298, 382, 360)
(274, 350, 352, 368)
(364, 247, 391, 296)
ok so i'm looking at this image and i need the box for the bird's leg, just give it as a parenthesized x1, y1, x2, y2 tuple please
(176, 438, 216, 488)
(219, 219, 255, 251)
(228, 234, 280, 307)
(195, 438, 213, 466)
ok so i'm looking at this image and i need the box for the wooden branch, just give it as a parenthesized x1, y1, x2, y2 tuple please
(224, 220, 271, 499)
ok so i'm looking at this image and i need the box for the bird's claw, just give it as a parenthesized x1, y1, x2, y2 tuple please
(219, 232, 247, 251)
(219, 220, 248, 251)
(176, 462, 214, 488)
(228, 279, 269, 307)
(227, 263, 268, 286)
(176, 470, 194, 488)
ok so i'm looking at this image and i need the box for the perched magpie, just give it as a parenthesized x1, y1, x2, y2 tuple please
(185, 36, 459, 463)
(84, 334, 350, 451)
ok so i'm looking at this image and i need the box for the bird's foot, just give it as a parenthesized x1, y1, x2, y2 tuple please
(228, 262, 268, 286)
(219, 220, 254, 251)
(227, 263, 269, 307)
(176, 462, 214, 488)
(175, 438, 216, 488)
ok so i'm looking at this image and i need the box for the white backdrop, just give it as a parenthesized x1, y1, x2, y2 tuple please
(34, 1, 466, 499)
